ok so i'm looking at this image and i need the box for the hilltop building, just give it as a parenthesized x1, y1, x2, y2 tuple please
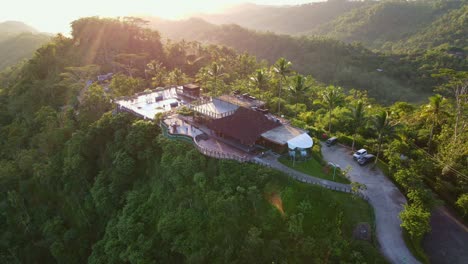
(115, 84, 313, 155)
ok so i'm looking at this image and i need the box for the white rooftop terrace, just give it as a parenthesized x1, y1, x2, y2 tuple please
(116, 87, 182, 120)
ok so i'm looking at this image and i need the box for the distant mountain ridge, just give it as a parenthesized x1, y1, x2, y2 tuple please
(199, 1, 365, 35)
(0, 21, 50, 70)
(0, 20, 38, 35)
(196, 0, 467, 52)
(311, 0, 467, 51)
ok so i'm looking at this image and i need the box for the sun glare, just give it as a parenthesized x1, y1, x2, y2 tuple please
(1, 0, 233, 33)
(2, 0, 316, 33)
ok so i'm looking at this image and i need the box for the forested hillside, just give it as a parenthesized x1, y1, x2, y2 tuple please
(197, 0, 467, 52)
(0, 17, 388, 263)
(148, 18, 466, 104)
(0, 21, 50, 70)
(388, 4, 468, 52)
(0, 16, 467, 263)
(313, 0, 467, 51)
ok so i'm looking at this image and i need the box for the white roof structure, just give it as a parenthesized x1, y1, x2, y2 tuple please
(287, 133, 313, 150)
(192, 98, 239, 119)
(116, 87, 181, 120)
(261, 124, 313, 149)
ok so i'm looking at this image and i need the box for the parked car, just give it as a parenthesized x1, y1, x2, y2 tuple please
(357, 154, 376, 165)
(326, 137, 338, 147)
(353, 149, 368, 160)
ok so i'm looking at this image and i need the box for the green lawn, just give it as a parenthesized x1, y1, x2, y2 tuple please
(279, 156, 351, 184)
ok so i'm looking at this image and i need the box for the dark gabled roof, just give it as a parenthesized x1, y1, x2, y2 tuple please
(207, 107, 281, 145)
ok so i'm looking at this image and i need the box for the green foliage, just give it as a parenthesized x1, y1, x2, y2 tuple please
(109, 73, 145, 97)
(321, 85, 345, 133)
(279, 157, 350, 184)
(400, 204, 431, 240)
(150, 3, 467, 104)
(0, 17, 389, 263)
(78, 84, 112, 126)
(177, 106, 193, 116)
(456, 194, 468, 216)
(0, 14, 466, 263)
(71, 17, 164, 71)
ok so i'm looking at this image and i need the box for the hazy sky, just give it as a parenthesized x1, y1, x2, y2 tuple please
(1, 0, 320, 34)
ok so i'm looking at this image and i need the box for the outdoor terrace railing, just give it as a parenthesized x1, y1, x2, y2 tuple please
(193, 140, 252, 163)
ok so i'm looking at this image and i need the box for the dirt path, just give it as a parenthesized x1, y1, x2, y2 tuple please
(422, 206, 468, 264)
(320, 143, 420, 264)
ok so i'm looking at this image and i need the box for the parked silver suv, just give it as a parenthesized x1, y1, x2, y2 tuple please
(353, 149, 367, 160)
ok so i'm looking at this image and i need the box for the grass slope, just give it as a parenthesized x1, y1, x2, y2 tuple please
(279, 156, 351, 184)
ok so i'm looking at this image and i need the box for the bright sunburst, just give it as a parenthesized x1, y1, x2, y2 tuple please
(0, 0, 315, 33)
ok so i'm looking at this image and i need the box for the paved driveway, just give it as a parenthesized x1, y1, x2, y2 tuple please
(321, 143, 420, 264)
(422, 206, 468, 264)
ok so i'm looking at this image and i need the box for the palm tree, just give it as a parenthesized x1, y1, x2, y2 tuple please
(168, 68, 187, 85)
(145, 60, 167, 87)
(423, 94, 448, 150)
(322, 86, 344, 134)
(273, 58, 292, 114)
(250, 69, 269, 100)
(289, 75, 310, 117)
(372, 110, 395, 164)
(348, 101, 366, 151)
(208, 62, 226, 96)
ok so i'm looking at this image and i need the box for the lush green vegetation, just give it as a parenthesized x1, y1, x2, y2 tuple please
(0, 15, 466, 262)
(149, 16, 466, 104)
(313, 0, 466, 52)
(195, 0, 467, 53)
(279, 157, 350, 184)
(0, 17, 388, 263)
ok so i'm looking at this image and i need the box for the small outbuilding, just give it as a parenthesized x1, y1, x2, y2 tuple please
(182, 83, 201, 98)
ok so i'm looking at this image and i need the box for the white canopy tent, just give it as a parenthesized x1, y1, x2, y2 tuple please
(287, 133, 313, 150)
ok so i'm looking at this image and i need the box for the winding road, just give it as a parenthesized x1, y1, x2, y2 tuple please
(422, 205, 468, 264)
(253, 144, 419, 263)
(320, 143, 420, 264)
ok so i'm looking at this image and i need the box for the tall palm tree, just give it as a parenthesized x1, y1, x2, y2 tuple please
(348, 101, 366, 151)
(372, 110, 395, 164)
(208, 62, 226, 96)
(322, 86, 344, 134)
(423, 94, 448, 150)
(168, 68, 187, 85)
(145, 60, 167, 87)
(250, 69, 269, 99)
(289, 75, 310, 117)
(273, 58, 292, 114)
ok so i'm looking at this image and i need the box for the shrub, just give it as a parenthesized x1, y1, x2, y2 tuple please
(177, 106, 193, 116)
(306, 125, 326, 139)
